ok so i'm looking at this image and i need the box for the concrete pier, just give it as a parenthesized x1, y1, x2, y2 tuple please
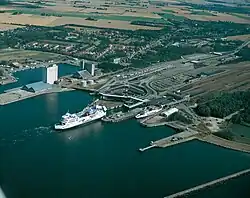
(155, 136, 197, 148)
(138, 129, 198, 152)
(153, 129, 198, 148)
(165, 168, 250, 198)
(138, 144, 156, 152)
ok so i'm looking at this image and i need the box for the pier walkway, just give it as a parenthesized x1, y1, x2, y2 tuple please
(154, 129, 198, 148)
(165, 168, 250, 198)
(139, 145, 156, 152)
(139, 129, 198, 152)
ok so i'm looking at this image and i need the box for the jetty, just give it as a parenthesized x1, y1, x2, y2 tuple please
(139, 129, 198, 152)
(165, 168, 250, 198)
(139, 144, 156, 152)
(154, 129, 198, 148)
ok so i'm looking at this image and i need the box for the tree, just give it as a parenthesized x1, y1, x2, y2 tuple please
(0, 68, 5, 76)
(196, 104, 211, 117)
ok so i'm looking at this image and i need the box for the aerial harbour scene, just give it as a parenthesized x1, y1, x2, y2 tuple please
(0, 0, 250, 197)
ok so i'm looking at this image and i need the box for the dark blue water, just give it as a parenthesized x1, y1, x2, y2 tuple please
(0, 65, 250, 198)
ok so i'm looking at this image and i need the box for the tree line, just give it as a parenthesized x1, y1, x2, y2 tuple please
(195, 91, 250, 124)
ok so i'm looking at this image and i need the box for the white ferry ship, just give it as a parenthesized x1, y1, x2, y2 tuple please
(54, 105, 107, 130)
(135, 106, 163, 119)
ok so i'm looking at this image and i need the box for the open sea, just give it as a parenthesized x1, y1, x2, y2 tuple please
(0, 64, 249, 198)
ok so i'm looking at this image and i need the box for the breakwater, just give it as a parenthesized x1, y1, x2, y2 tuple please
(165, 168, 250, 198)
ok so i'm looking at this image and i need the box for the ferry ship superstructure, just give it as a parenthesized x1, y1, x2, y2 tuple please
(55, 105, 107, 130)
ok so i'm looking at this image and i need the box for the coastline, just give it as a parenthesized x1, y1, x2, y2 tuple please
(0, 87, 74, 106)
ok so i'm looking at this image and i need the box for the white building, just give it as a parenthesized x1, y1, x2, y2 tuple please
(162, 108, 179, 117)
(113, 58, 121, 64)
(82, 60, 85, 70)
(44, 64, 58, 84)
(85, 63, 95, 76)
(90, 63, 95, 76)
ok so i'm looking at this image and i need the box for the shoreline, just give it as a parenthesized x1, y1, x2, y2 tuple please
(0, 87, 74, 106)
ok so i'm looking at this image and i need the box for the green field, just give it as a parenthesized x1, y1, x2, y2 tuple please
(162, 9, 176, 13)
(190, 10, 216, 16)
(157, 12, 186, 20)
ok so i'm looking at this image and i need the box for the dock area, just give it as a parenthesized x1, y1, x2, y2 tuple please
(165, 168, 250, 198)
(198, 134, 250, 153)
(141, 119, 187, 131)
(102, 108, 142, 122)
(95, 99, 123, 110)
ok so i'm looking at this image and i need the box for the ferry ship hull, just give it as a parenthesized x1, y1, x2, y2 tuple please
(54, 117, 103, 130)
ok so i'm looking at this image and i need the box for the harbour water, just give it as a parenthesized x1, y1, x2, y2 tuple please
(0, 65, 250, 198)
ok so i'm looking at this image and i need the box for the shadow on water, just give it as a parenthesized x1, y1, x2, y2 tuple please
(56, 121, 104, 142)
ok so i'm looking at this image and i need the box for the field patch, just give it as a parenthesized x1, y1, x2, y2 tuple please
(229, 13, 250, 20)
(226, 34, 250, 41)
(0, 13, 58, 26)
(0, 23, 22, 31)
(121, 11, 161, 19)
(50, 17, 162, 30)
(157, 12, 186, 20)
(190, 10, 216, 16)
(4, 8, 163, 22)
(162, 9, 176, 13)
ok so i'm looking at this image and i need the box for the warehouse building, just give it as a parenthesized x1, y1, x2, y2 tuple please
(22, 81, 52, 93)
(162, 107, 179, 117)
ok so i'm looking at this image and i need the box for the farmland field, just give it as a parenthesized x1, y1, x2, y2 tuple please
(1, 0, 250, 31)
(0, 23, 22, 31)
(50, 17, 162, 30)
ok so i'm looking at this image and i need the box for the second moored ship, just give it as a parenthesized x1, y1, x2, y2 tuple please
(135, 105, 163, 119)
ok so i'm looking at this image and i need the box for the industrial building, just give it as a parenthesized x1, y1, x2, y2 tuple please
(73, 70, 92, 79)
(162, 108, 179, 117)
(84, 63, 95, 76)
(113, 58, 121, 64)
(22, 81, 52, 93)
(80, 59, 85, 70)
(73, 60, 97, 79)
(44, 64, 58, 84)
(21, 64, 58, 93)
